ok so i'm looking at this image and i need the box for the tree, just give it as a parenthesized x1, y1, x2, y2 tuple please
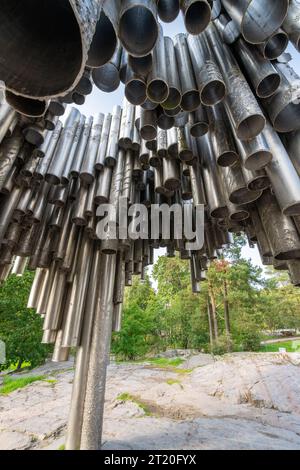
(0, 272, 51, 371)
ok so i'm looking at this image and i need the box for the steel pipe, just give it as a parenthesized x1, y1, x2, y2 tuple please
(221, 0, 289, 45)
(0, 0, 100, 99)
(174, 34, 200, 112)
(119, 0, 159, 58)
(181, 0, 212, 35)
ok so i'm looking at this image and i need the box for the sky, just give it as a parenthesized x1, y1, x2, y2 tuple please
(77, 14, 300, 270)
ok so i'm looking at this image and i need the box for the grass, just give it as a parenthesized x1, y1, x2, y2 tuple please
(260, 340, 300, 353)
(146, 357, 184, 367)
(166, 379, 181, 386)
(0, 375, 47, 395)
(117, 392, 152, 416)
(58, 444, 65, 451)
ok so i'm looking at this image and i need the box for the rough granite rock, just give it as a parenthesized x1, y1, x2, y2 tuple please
(0, 353, 300, 450)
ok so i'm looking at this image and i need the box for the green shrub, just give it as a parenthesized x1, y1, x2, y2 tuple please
(0, 272, 52, 371)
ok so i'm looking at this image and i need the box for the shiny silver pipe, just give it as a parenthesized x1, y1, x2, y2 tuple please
(80, 113, 104, 183)
(74, 69, 93, 96)
(94, 167, 113, 205)
(122, 150, 134, 200)
(181, 0, 212, 35)
(44, 112, 59, 132)
(119, 0, 158, 58)
(206, 24, 266, 141)
(140, 109, 157, 141)
(213, 13, 240, 45)
(72, 185, 89, 226)
(265, 62, 300, 133)
(287, 259, 300, 286)
(48, 99, 66, 117)
(283, 130, 300, 178)
(189, 106, 209, 137)
(0, 102, 17, 144)
(125, 66, 147, 106)
(167, 127, 178, 157)
(227, 200, 249, 222)
(0, 127, 24, 190)
(235, 39, 281, 99)
(23, 124, 46, 147)
(86, 0, 119, 68)
(162, 157, 180, 191)
(154, 165, 165, 194)
(119, 49, 128, 84)
(157, 108, 174, 131)
(283, 0, 300, 52)
(65, 246, 102, 450)
(0, 0, 100, 99)
(95, 114, 111, 171)
(162, 37, 181, 110)
(92, 43, 122, 93)
(221, 163, 262, 206)
(174, 34, 200, 112)
(0, 186, 22, 242)
(187, 33, 225, 106)
(198, 133, 227, 218)
(46, 108, 81, 185)
(5, 92, 47, 118)
(232, 123, 273, 171)
(61, 115, 86, 185)
(241, 166, 270, 192)
(34, 122, 62, 180)
(221, 0, 289, 45)
(208, 104, 238, 167)
(147, 24, 169, 104)
(157, 129, 168, 158)
(106, 105, 122, 167)
(62, 236, 94, 347)
(258, 189, 300, 260)
(119, 99, 135, 149)
(177, 127, 193, 162)
(263, 122, 300, 216)
(80, 253, 116, 450)
(129, 53, 153, 77)
(249, 206, 272, 258)
(256, 29, 289, 60)
(157, 0, 180, 22)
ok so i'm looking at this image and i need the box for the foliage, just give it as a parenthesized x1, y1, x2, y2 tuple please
(0, 375, 46, 395)
(0, 272, 51, 371)
(260, 340, 300, 353)
(113, 235, 300, 359)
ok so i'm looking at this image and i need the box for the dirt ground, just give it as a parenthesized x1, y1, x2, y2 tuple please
(0, 352, 300, 450)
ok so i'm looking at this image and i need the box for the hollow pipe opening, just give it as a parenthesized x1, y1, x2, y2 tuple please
(201, 80, 226, 106)
(92, 65, 120, 93)
(237, 114, 266, 141)
(241, 0, 289, 44)
(184, 1, 211, 35)
(157, 0, 180, 23)
(5, 91, 47, 117)
(246, 150, 273, 171)
(274, 102, 300, 133)
(162, 88, 182, 110)
(181, 91, 200, 112)
(119, 5, 158, 57)
(264, 32, 288, 60)
(87, 11, 117, 68)
(125, 79, 147, 106)
(257, 73, 281, 99)
(147, 80, 169, 104)
(0, 0, 82, 98)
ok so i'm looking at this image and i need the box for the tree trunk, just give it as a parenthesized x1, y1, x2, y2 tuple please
(223, 279, 232, 351)
(207, 301, 215, 349)
(208, 282, 219, 340)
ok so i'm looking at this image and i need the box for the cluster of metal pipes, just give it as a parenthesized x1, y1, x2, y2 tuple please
(1, 0, 300, 450)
